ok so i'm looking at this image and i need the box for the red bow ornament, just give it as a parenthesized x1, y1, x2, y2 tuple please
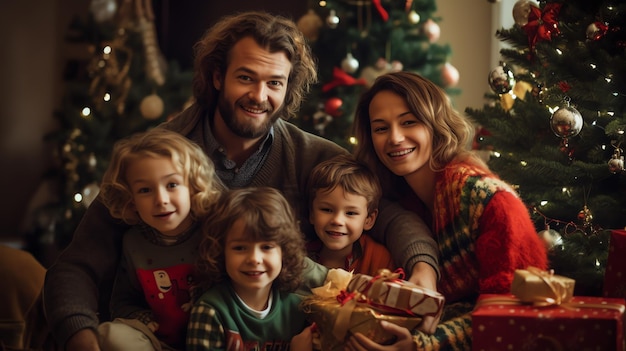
(522, 3, 562, 51)
(322, 67, 367, 93)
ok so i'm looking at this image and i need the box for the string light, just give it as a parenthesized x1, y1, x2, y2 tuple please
(533, 207, 602, 236)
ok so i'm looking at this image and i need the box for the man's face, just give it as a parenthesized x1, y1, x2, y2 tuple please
(213, 37, 292, 139)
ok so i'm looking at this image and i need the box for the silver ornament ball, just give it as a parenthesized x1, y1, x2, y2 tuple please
(488, 64, 515, 94)
(326, 10, 340, 29)
(550, 106, 583, 138)
(608, 156, 625, 174)
(341, 53, 359, 74)
(90, 0, 117, 23)
(538, 227, 563, 250)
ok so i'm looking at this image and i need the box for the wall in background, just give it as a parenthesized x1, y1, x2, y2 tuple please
(0, 0, 495, 245)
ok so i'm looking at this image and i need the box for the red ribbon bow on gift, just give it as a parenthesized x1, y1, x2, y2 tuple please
(522, 3, 562, 51)
(322, 67, 368, 93)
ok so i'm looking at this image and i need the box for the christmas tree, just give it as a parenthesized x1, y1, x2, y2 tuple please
(294, 0, 459, 149)
(31, 0, 192, 252)
(466, 0, 626, 296)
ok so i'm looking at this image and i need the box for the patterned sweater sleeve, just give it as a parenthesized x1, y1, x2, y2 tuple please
(410, 301, 473, 351)
(187, 301, 226, 351)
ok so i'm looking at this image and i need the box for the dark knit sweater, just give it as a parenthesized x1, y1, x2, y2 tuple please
(43, 103, 439, 347)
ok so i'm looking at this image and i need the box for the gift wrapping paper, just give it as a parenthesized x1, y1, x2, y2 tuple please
(604, 230, 626, 300)
(304, 298, 422, 351)
(511, 267, 575, 304)
(346, 270, 445, 333)
(472, 294, 626, 351)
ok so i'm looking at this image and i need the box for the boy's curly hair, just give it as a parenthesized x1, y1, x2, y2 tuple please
(195, 187, 306, 294)
(99, 128, 223, 224)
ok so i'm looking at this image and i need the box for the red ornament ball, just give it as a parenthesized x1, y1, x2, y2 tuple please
(324, 97, 343, 117)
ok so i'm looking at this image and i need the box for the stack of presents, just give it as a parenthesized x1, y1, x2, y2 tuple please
(303, 229, 626, 350)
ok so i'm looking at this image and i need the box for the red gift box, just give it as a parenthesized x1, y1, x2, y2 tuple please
(472, 294, 626, 351)
(604, 230, 626, 299)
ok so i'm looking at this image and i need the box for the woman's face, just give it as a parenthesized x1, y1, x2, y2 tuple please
(368, 90, 433, 179)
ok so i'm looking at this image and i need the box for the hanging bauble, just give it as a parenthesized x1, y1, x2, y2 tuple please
(297, 10, 323, 42)
(550, 106, 583, 138)
(608, 156, 625, 174)
(326, 10, 340, 29)
(577, 205, 593, 226)
(324, 97, 343, 117)
(341, 53, 360, 74)
(89, 0, 117, 23)
(586, 21, 609, 41)
(441, 63, 460, 87)
(422, 19, 440, 43)
(359, 58, 390, 87)
(537, 225, 563, 250)
(512, 0, 534, 26)
(408, 10, 420, 24)
(608, 147, 625, 174)
(488, 64, 515, 94)
(313, 110, 334, 135)
(140, 94, 164, 120)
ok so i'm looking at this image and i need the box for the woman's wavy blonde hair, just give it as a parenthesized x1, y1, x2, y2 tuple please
(99, 128, 223, 224)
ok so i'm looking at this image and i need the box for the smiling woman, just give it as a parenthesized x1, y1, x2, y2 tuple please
(349, 71, 548, 350)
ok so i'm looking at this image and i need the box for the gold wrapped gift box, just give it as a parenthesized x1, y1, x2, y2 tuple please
(304, 298, 422, 351)
(510, 266, 575, 304)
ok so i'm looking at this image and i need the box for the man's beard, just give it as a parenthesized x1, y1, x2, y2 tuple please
(216, 91, 281, 139)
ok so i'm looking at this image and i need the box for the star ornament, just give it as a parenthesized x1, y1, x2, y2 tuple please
(522, 3, 563, 51)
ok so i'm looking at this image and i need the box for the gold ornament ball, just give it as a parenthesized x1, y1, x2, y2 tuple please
(140, 94, 164, 120)
(297, 10, 323, 41)
(512, 0, 533, 26)
(408, 10, 420, 24)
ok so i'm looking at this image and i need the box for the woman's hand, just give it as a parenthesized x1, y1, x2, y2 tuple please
(407, 262, 437, 292)
(344, 321, 415, 351)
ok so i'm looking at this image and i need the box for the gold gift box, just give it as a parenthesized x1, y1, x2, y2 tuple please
(510, 267, 575, 304)
(304, 299, 422, 351)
